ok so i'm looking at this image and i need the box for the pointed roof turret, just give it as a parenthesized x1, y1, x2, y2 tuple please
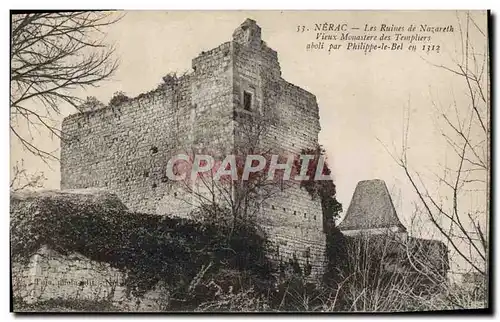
(339, 179, 406, 232)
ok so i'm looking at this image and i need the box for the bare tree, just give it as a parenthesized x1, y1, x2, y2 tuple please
(10, 11, 122, 160)
(322, 229, 484, 312)
(176, 111, 290, 234)
(381, 11, 489, 279)
(403, 208, 486, 309)
(10, 159, 46, 191)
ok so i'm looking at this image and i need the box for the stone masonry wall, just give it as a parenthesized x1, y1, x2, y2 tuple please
(61, 42, 234, 217)
(12, 246, 166, 311)
(261, 79, 326, 278)
(231, 29, 326, 278)
(61, 19, 327, 280)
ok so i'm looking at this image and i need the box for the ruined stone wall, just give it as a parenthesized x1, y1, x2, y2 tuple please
(261, 74, 326, 279)
(231, 30, 326, 278)
(61, 42, 235, 217)
(190, 41, 234, 153)
(12, 246, 166, 311)
(61, 20, 327, 279)
(61, 82, 192, 215)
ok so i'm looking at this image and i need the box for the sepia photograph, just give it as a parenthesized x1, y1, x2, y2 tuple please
(9, 9, 491, 313)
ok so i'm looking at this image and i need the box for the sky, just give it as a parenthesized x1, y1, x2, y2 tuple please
(10, 10, 489, 270)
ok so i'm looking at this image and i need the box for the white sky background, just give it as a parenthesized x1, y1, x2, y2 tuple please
(10, 10, 489, 271)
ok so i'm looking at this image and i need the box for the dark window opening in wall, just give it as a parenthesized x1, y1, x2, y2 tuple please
(152, 183, 157, 189)
(271, 205, 275, 210)
(150, 146, 158, 154)
(283, 208, 286, 212)
(304, 213, 307, 218)
(243, 91, 252, 111)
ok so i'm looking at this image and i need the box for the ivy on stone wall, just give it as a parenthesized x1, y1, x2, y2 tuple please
(10, 191, 273, 298)
(292, 146, 349, 287)
(294, 146, 343, 231)
(108, 91, 130, 107)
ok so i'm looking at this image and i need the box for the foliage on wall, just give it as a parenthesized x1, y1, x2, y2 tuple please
(10, 191, 273, 298)
(108, 91, 130, 107)
(295, 145, 343, 231)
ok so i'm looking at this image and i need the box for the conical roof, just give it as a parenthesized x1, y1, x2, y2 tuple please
(338, 179, 406, 231)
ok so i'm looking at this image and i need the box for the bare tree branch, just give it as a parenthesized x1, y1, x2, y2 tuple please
(10, 11, 123, 160)
(381, 11, 488, 278)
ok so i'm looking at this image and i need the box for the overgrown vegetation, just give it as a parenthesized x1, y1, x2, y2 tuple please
(11, 189, 486, 312)
(10, 190, 273, 304)
(295, 145, 342, 231)
(108, 91, 131, 107)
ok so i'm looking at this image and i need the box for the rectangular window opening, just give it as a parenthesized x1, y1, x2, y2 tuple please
(243, 91, 252, 111)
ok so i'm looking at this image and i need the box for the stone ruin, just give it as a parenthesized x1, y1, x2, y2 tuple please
(60, 19, 327, 278)
(338, 179, 449, 279)
(11, 20, 449, 311)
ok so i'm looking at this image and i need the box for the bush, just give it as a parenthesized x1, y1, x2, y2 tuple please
(13, 190, 481, 312)
(108, 91, 130, 107)
(10, 190, 274, 299)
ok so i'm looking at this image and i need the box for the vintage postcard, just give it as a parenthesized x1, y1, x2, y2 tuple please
(10, 10, 490, 313)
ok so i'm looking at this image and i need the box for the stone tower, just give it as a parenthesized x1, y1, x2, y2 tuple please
(338, 179, 407, 236)
(338, 179, 449, 278)
(61, 19, 327, 278)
